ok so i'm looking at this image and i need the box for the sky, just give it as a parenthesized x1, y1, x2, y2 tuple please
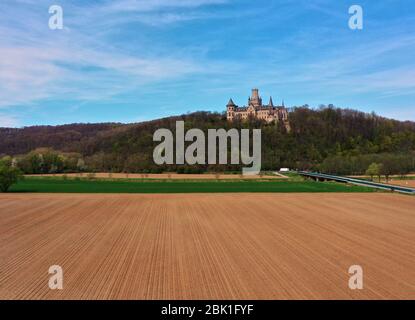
(0, 0, 415, 127)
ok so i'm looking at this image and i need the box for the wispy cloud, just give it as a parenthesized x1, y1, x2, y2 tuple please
(0, 0, 229, 109)
(101, 0, 228, 12)
(1, 0, 415, 125)
(228, 31, 415, 101)
(0, 113, 20, 127)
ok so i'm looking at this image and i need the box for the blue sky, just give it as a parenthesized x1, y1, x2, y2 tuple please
(1, 0, 415, 127)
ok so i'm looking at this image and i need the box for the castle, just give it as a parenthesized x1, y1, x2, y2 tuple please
(226, 89, 290, 129)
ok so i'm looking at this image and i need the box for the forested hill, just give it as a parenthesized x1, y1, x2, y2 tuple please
(1, 107, 415, 174)
(0, 123, 126, 155)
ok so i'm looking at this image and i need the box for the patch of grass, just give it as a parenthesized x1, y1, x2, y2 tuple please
(275, 171, 305, 181)
(9, 178, 375, 193)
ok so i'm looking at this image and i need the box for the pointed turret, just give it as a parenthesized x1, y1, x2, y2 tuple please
(227, 98, 236, 107)
(268, 96, 274, 107)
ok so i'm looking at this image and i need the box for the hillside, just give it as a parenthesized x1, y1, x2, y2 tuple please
(0, 123, 125, 155)
(1, 107, 415, 175)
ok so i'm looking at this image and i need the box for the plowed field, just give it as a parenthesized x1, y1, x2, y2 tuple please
(1, 193, 414, 299)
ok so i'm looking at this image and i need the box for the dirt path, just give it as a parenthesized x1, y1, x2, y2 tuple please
(385, 180, 415, 188)
(1, 193, 414, 299)
(25, 173, 282, 180)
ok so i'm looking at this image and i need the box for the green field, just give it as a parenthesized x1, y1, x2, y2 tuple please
(9, 177, 375, 193)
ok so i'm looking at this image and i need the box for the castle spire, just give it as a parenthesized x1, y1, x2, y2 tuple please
(227, 98, 235, 106)
(268, 96, 274, 107)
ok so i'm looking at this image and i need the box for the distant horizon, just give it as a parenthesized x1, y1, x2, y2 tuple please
(2, 103, 415, 129)
(1, 0, 415, 127)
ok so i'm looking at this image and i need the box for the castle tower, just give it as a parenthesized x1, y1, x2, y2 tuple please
(226, 98, 236, 121)
(250, 88, 262, 107)
(227, 98, 236, 110)
(226, 89, 290, 127)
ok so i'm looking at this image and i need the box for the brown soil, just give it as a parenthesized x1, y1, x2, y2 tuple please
(385, 180, 415, 188)
(1, 193, 414, 299)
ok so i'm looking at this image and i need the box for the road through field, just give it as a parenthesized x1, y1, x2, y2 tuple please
(1, 193, 414, 299)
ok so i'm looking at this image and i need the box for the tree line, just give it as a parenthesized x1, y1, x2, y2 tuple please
(1, 106, 415, 176)
(319, 153, 415, 180)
